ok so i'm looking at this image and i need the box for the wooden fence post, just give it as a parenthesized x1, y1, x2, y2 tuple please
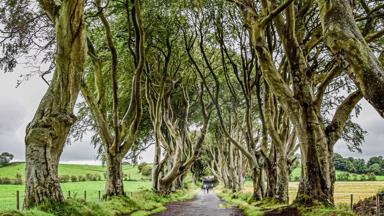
(377, 195, 380, 216)
(16, 190, 20, 210)
(84, 191, 87, 201)
(98, 190, 101, 201)
(350, 194, 353, 210)
(68, 190, 71, 198)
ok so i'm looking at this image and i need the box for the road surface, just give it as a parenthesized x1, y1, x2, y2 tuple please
(152, 190, 244, 216)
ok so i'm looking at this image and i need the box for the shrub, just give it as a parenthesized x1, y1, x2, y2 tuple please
(59, 175, 70, 183)
(360, 174, 367, 181)
(94, 174, 102, 181)
(14, 173, 22, 185)
(138, 162, 148, 173)
(352, 174, 358, 181)
(71, 175, 78, 182)
(79, 175, 86, 182)
(337, 173, 350, 181)
(367, 173, 376, 181)
(140, 165, 152, 177)
(85, 173, 94, 181)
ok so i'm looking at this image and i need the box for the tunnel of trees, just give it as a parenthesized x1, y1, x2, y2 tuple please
(0, 0, 383, 211)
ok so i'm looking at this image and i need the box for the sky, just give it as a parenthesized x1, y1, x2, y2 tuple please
(0, 65, 383, 164)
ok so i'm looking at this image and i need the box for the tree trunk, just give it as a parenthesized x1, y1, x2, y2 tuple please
(251, 168, 262, 200)
(105, 154, 124, 196)
(275, 149, 289, 203)
(24, 0, 86, 209)
(295, 108, 333, 206)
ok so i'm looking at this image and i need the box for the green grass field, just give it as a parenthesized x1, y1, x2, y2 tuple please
(0, 163, 152, 211)
(0, 162, 145, 180)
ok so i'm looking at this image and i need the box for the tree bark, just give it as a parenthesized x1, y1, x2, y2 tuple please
(295, 108, 333, 206)
(317, 0, 384, 118)
(105, 154, 124, 196)
(24, 0, 86, 209)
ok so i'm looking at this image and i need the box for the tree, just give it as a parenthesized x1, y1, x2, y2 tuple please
(231, 0, 365, 206)
(367, 156, 384, 168)
(80, 0, 146, 197)
(0, 152, 13, 165)
(23, 0, 87, 208)
(368, 163, 381, 175)
(353, 159, 367, 174)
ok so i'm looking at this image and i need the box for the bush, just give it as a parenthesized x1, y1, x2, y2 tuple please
(70, 175, 78, 182)
(337, 173, 350, 181)
(79, 175, 86, 182)
(138, 162, 148, 173)
(367, 172, 376, 181)
(352, 174, 358, 181)
(360, 174, 367, 181)
(85, 173, 94, 181)
(14, 173, 22, 185)
(140, 165, 152, 177)
(59, 175, 70, 183)
(95, 174, 102, 181)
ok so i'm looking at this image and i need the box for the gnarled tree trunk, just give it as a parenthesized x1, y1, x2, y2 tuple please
(105, 154, 124, 196)
(317, 0, 384, 118)
(24, 0, 86, 208)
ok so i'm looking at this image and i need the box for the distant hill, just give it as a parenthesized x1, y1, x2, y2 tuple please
(0, 162, 145, 180)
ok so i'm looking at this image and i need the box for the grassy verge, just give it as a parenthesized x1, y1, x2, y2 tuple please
(0, 185, 199, 216)
(216, 186, 356, 216)
(0, 181, 152, 211)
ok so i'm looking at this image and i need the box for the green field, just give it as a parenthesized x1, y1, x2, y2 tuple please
(0, 163, 152, 211)
(0, 162, 146, 180)
(290, 167, 384, 181)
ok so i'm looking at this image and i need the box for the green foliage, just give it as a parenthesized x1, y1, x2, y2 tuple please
(0, 173, 22, 185)
(0, 153, 13, 166)
(59, 175, 70, 183)
(139, 165, 152, 177)
(70, 176, 78, 182)
(333, 153, 384, 176)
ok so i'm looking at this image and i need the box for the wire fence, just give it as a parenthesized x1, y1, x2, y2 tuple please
(1, 190, 383, 215)
(0, 189, 142, 211)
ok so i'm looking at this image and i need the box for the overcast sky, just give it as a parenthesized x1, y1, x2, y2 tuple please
(0, 65, 383, 164)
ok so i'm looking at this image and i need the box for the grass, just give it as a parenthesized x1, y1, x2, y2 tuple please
(0, 162, 153, 211)
(0, 186, 200, 216)
(0, 163, 145, 180)
(0, 163, 199, 216)
(0, 180, 152, 211)
(243, 180, 384, 205)
(216, 186, 356, 216)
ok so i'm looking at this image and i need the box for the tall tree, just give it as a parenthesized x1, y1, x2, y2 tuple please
(24, 0, 87, 208)
(232, 0, 364, 205)
(80, 0, 145, 196)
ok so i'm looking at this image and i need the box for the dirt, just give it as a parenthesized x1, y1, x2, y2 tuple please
(151, 190, 244, 216)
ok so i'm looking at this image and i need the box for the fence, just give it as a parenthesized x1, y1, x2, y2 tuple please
(0, 189, 140, 211)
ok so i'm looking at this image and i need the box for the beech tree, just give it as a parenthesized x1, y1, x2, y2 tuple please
(80, 0, 145, 196)
(24, 0, 87, 208)
(231, 0, 368, 205)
